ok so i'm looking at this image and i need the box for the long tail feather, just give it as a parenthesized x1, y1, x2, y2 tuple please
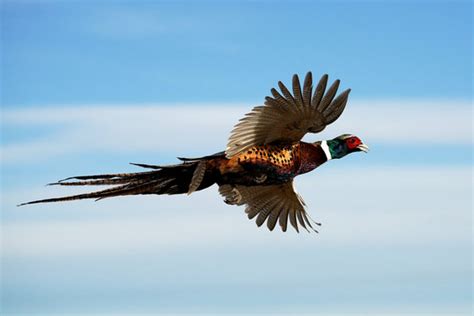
(19, 160, 216, 206)
(129, 162, 162, 169)
(56, 170, 157, 182)
(48, 178, 133, 186)
(18, 183, 138, 206)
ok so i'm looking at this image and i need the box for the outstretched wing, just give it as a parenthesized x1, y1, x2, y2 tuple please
(219, 181, 320, 232)
(225, 72, 351, 158)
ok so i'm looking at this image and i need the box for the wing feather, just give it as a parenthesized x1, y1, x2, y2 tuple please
(225, 72, 350, 157)
(289, 208, 299, 233)
(324, 89, 351, 124)
(278, 81, 297, 106)
(302, 212, 314, 231)
(317, 79, 340, 112)
(266, 198, 285, 231)
(219, 181, 315, 232)
(256, 195, 281, 227)
(270, 88, 290, 108)
(292, 74, 304, 109)
(302, 72, 313, 114)
(311, 74, 328, 109)
(296, 210, 308, 232)
(279, 207, 290, 232)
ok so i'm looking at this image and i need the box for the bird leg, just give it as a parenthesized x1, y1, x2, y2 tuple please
(255, 174, 267, 184)
(224, 187, 242, 205)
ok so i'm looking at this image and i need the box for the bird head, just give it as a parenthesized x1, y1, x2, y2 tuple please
(326, 134, 369, 159)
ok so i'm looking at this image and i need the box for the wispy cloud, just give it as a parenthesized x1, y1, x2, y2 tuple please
(1, 100, 471, 164)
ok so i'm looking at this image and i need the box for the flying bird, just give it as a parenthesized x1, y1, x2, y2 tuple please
(20, 72, 368, 232)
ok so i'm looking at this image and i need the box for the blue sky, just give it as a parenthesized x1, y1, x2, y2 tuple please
(2, 0, 472, 106)
(1, 1, 472, 315)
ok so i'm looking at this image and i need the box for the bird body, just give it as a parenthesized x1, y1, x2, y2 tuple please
(20, 72, 368, 232)
(204, 141, 326, 187)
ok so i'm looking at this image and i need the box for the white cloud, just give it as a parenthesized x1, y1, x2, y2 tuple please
(2, 166, 470, 257)
(1, 101, 471, 257)
(1, 100, 471, 164)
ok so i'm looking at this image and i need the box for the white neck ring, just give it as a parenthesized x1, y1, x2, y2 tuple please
(321, 140, 332, 161)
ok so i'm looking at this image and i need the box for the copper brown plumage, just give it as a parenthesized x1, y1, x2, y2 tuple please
(19, 72, 368, 233)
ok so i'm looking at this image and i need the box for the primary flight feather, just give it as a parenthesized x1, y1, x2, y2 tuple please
(20, 72, 369, 232)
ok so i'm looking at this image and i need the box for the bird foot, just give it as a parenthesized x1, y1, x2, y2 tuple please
(224, 188, 242, 205)
(255, 174, 267, 184)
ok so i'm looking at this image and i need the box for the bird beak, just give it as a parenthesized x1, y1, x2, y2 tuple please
(357, 143, 370, 153)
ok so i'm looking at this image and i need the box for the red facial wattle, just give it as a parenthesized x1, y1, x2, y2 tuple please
(346, 136, 362, 150)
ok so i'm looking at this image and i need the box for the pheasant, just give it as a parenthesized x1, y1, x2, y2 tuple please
(20, 72, 368, 232)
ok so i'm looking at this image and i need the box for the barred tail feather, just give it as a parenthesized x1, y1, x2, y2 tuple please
(18, 161, 215, 206)
(18, 181, 161, 206)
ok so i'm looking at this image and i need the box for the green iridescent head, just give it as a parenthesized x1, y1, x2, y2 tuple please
(326, 134, 369, 159)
